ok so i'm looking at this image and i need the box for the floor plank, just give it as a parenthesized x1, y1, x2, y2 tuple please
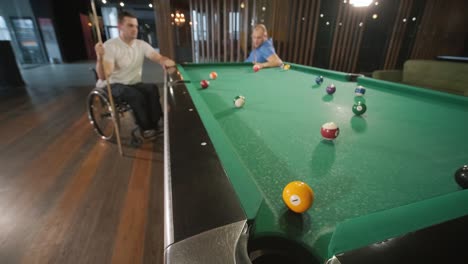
(0, 62, 165, 264)
(111, 143, 154, 264)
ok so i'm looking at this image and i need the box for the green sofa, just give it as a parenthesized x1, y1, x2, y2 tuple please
(372, 60, 468, 96)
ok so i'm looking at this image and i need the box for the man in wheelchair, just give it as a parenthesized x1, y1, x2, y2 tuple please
(94, 11, 175, 140)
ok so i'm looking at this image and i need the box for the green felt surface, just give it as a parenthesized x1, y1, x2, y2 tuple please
(178, 63, 468, 262)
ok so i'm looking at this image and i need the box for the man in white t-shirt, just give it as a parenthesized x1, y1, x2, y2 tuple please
(95, 11, 175, 139)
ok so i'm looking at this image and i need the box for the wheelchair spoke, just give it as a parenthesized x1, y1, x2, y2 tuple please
(88, 93, 115, 140)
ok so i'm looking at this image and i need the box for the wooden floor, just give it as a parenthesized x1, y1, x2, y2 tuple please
(0, 62, 165, 264)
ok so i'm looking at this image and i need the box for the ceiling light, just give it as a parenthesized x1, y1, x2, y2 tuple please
(350, 0, 373, 7)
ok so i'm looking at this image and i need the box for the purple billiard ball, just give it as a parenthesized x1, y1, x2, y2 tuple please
(326, 84, 336, 95)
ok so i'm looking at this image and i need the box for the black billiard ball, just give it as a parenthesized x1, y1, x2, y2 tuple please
(455, 165, 468, 189)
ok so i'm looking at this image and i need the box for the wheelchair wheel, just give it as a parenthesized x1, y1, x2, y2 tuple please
(87, 90, 117, 141)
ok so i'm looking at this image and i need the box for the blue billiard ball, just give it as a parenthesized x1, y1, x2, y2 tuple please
(315, 76, 324, 85)
(355, 86, 366, 96)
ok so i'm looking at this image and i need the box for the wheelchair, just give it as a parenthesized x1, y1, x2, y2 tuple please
(87, 70, 143, 148)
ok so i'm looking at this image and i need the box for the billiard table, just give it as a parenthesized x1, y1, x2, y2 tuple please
(163, 63, 468, 264)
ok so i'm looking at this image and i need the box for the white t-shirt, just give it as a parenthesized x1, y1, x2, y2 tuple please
(103, 37, 155, 85)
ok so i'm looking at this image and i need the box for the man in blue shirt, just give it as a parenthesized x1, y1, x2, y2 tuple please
(245, 24, 283, 69)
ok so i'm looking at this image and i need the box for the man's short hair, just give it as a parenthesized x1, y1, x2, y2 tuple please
(253, 24, 268, 37)
(118, 11, 136, 24)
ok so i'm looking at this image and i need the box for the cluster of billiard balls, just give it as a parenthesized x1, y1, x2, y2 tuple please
(200, 72, 246, 108)
(282, 76, 369, 214)
(201, 71, 468, 214)
(316, 76, 368, 140)
(200, 65, 291, 109)
(320, 77, 367, 115)
(287, 78, 468, 213)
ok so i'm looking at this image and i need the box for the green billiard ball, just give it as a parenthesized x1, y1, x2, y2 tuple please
(352, 102, 367, 115)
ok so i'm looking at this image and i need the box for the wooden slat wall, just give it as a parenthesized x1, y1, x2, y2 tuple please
(411, 0, 438, 60)
(298, 0, 311, 65)
(269, 0, 321, 66)
(154, 0, 175, 59)
(207, 0, 211, 61)
(189, 0, 324, 65)
(307, 0, 321, 65)
(242, 0, 249, 59)
(269, 0, 290, 57)
(217, 0, 221, 60)
(223, 0, 227, 62)
(293, 0, 305, 63)
(330, 3, 345, 70)
(190, 0, 463, 72)
(383, 0, 414, 69)
(230, 0, 234, 61)
(211, 0, 216, 62)
(189, 0, 196, 62)
(286, 0, 298, 62)
(236, 0, 241, 61)
(194, 0, 205, 62)
(190, 0, 252, 62)
(329, 2, 368, 72)
(411, 0, 468, 60)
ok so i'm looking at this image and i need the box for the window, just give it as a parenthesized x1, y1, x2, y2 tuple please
(229, 12, 239, 39)
(192, 10, 208, 41)
(107, 26, 119, 39)
(102, 7, 119, 39)
(0, 16, 11, 40)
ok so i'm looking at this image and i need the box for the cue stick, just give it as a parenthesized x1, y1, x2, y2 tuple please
(90, 0, 124, 156)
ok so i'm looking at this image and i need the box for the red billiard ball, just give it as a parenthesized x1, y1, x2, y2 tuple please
(253, 65, 260, 72)
(321, 122, 339, 140)
(200, 80, 209, 89)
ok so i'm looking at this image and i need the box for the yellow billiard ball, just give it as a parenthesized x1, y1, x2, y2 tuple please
(282, 181, 314, 213)
(282, 64, 290, 70)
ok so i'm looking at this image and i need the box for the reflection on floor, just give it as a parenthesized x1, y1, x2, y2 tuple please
(0, 62, 165, 264)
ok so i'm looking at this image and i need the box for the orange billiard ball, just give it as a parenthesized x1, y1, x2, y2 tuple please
(282, 181, 314, 213)
(209, 72, 218, 80)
